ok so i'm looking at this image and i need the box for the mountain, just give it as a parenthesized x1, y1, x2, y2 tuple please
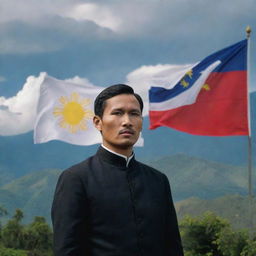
(0, 154, 253, 224)
(176, 195, 256, 230)
(0, 169, 61, 224)
(147, 154, 250, 201)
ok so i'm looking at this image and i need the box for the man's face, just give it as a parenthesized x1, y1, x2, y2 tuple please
(94, 94, 143, 154)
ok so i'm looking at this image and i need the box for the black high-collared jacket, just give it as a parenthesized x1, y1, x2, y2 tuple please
(51, 146, 184, 256)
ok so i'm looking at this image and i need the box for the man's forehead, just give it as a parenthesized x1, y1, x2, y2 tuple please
(105, 94, 141, 109)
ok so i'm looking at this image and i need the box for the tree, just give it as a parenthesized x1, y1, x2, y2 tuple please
(216, 227, 248, 256)
(13, 209, 23, 222)
(180, 211, 256, 256)
(1, 209, 25, 249)
(0, 205, 8, 241)
(180, 211, 229, 256)
(0, 246, 27, 256)
(23, 216, 53, 251)
(241, 239, 256, 256)
(0, 206, 8, 217)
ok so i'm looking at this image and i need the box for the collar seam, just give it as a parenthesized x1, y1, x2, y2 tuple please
(100, 145, 134, 167)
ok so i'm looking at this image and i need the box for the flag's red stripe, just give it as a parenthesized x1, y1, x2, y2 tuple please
(149, 71, 248, 136)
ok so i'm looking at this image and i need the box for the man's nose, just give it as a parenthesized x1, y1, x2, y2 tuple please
(122, 114, 132, 126)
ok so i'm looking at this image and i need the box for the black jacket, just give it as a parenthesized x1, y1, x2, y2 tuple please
(52, 146, 184, 256)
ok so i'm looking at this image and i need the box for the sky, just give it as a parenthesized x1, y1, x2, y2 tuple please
(0, 0, 255, 136)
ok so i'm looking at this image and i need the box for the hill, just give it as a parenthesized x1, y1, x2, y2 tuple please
(0, 169, 61, 223)
(148, 154, 250, 201)
(0, 154, 253, 224)
(176, 195, 256, 230)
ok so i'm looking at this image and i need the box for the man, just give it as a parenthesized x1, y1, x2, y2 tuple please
(51, 84, 184, 256)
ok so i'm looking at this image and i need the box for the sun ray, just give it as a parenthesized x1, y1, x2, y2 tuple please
(81, 98, 91, 106)
(79, 120, 88, 131)
(59, 96, 68, 105)
(53, 92, 94, 133)
(59, 119, 68, 129)
(53, 107, 64, 117)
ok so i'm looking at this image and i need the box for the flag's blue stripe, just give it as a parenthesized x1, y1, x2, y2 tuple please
(149, 40, 247, 103)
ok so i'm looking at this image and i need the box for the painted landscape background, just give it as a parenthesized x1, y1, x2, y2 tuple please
(1, 0, 256, 255)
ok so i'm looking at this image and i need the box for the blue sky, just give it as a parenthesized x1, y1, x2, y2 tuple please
(0, 0, 255, 136)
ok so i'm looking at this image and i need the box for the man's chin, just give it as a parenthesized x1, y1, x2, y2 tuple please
(115, 138, 138, 149)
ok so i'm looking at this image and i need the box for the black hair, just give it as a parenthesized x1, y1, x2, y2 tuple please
(94, 84, 143, 117)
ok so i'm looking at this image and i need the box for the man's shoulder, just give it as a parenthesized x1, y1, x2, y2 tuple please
(61, 154, 96, 178)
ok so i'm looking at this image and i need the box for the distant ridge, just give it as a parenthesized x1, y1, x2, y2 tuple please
(0, 154, 254, 224)
(176, 195, 256, 229)
(147, 153, 250, 201)
(0, 169, 61, 223)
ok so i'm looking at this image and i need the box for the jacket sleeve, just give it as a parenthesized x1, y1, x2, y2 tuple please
(163, 175, 184, 256)
(51, 169, 89, 256)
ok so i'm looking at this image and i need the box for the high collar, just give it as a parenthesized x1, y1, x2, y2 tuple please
(96, 146, 135, 168)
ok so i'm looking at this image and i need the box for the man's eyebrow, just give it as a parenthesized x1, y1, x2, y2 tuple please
(111, 108, 141, 112)
(111, 108, 123, 111)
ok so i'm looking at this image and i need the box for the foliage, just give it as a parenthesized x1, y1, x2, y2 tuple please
(216, 227, 248, 256)
(0, 205, 8, 241)
(240, 239, 256, 256)
(0, 246, 27, 256)
(0, 206, 7, 217)
(0, 209, 53, 256)
(180, 211, 229, 256)
(1, 209, 24, 249)
(23, 216, 53, 251)
(180, 211, 256, 256)
(1, 208, 255, 256)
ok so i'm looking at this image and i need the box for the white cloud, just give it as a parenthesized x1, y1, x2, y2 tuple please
(64, 76, 97, 88)
(0, 0, 255, 54)
(0, 73, 45, 135)
(0, 0, 122, 32)
(0, 0, 74, 24)
(63, 3, 122, 31)
(0, 72, 101, 136)
(0, 0, 255, 35)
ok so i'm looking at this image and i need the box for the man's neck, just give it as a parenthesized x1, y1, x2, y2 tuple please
(101, 144, 133, 158)
(101, 144, 134, 167)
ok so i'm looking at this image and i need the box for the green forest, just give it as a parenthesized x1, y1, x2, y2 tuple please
(0, 206, 255, 256)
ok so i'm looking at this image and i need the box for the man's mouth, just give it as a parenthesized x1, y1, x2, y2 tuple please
(119, 129, 135, 135)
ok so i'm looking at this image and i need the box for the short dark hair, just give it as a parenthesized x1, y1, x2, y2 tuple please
(94, 84, 143, 117)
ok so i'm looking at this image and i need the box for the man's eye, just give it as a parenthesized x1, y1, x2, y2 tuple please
(131, 112, 141, 116)
(112, 111, 122, 115)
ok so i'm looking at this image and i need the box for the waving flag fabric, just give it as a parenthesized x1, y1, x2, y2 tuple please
(34, 74, 144, 146)
(34, 74, 103, 145)
(149, 40, 249, 136)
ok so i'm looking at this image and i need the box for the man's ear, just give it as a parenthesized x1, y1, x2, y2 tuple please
(93, 115, 102, 132)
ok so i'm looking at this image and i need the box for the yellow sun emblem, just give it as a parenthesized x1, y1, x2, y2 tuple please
(53, 92, 94, 133)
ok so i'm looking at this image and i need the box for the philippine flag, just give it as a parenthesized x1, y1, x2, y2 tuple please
(149, 40, 249, 136)
(34, 74, 144, 146)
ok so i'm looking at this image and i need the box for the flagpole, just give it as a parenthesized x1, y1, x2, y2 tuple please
(246, 26, 254, 232)
(246, 26, 252, 197)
